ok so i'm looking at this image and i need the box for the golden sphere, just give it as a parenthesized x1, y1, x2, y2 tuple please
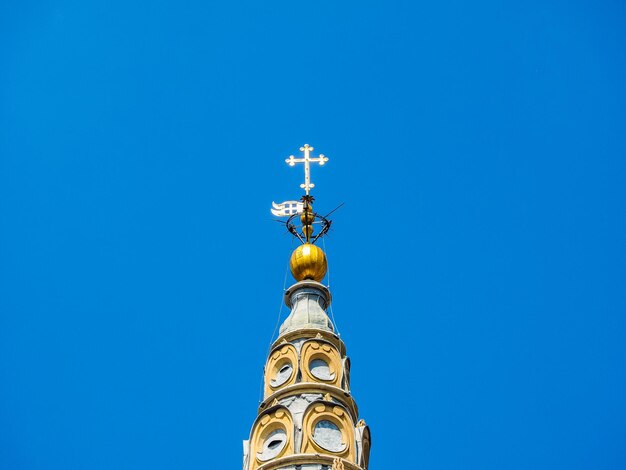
(290, 243, 327, 282)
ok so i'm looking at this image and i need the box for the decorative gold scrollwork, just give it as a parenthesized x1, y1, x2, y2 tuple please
(249, 407, 294, 470)
(300, 340, 342, 387)
(301, 402, 356, 462)
(264, 344, 298, 397)
(332, 457, 345, 470)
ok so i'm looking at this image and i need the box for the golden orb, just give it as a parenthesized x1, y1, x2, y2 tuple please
(290, 243, 327, 282)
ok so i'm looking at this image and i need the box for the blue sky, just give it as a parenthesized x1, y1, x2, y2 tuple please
(1, 1, 625, 469)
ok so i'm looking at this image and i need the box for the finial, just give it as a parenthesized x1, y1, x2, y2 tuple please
(285, 144, 329, 196)
(272, 144, 334, 282)
(284, 144, 329, 243)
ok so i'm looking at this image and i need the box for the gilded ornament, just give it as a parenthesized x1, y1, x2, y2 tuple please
(332, 458, 345, 470)
(290, 243, 327, 281)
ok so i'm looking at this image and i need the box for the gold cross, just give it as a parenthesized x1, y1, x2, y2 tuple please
(285, 144, 329, 195)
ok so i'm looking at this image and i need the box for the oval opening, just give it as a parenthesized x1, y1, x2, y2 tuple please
(310, 358, 335, 381)
(270, 362, 293, 387)
(257, 428, 287, 461)
(313, 419, 345, 452)
(267, 439, 282, 450)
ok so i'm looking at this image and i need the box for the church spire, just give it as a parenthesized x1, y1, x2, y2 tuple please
(243, 145, 371, 470)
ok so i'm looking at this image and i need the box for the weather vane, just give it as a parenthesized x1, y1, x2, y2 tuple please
(271, 144, 340, 246)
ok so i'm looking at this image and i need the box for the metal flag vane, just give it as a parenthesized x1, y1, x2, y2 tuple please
(285, 144, 329, 196)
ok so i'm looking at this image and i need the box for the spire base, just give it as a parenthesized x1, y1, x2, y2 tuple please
(279, 280, 333, 335)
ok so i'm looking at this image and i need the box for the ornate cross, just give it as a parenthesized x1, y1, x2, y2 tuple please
(285, 144, 329, 195)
